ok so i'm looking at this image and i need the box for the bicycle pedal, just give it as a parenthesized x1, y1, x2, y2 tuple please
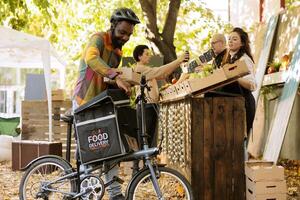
(113, 176, 125, 184)
(73, 188, 92, 198)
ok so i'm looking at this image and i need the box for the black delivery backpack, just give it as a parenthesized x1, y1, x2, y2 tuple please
(74, 89, 138, 165)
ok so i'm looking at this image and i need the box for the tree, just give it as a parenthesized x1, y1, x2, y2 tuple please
(139, 0, 227, 79)
(139, 0, 180, 63)
(0, 0, 227, 89)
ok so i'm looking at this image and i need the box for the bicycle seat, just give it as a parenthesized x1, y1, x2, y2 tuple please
(61, 108, 73, 123)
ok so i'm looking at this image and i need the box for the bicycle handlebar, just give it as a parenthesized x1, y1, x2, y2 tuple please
(135, 75, 150, 105)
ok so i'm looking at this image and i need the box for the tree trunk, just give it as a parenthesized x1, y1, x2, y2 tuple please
(139, 0, 181, 64)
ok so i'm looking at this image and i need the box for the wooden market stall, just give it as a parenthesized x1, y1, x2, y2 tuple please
(158, 96, 246, 199)
(157, 59, 250, 199)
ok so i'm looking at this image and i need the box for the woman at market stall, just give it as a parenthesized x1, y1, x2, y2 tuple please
(223, 27, 257, 136)
(131, 45, 189, 175)
(132, 45, 189, 144)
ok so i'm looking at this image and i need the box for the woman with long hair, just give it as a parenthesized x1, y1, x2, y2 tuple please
(224, 27, 257, 136)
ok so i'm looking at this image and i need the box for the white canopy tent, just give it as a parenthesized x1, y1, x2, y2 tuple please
(0, 27, 67, 141)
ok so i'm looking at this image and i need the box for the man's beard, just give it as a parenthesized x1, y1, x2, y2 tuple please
(111, 31, 125, 49)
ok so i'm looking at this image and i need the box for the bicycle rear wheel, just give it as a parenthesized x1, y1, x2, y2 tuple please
(19, 157, 76, 200)
(127, 166, 194, 200)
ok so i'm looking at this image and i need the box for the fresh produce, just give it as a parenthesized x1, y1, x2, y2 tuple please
(171, 78, 177, 84)
(189, 64, 213, 79)
(280, 54, 290, 71)
(267, 61, 281, 74)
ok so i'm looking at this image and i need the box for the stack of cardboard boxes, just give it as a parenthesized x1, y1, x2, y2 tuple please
(245, 161, 287, 200)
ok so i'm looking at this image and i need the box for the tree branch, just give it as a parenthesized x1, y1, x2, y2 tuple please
(162, 0, 180, 46)
(139, 0, 178, 63)
(139, 0, 159, 39)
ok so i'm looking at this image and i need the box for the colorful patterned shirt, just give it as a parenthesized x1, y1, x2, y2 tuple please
(73, 31, 123, 106)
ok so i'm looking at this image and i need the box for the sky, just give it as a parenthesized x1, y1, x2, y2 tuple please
(202, 0, 229, 22)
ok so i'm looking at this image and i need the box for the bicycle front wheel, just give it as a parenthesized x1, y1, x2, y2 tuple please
(127, 166, 194, 200)
(19, 157, 76, 200)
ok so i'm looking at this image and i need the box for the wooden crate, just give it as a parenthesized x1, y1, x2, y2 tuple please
(246, 178, 286, 197)
(52, 89, 65, 101)
(246, 190, 286, 200)
(245, 161, 286, 200)
(158, 97, 246, 200)
(245, 161, 284, 181)
(21, 100, 76, 159)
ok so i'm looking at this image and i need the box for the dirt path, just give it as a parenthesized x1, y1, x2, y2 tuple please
(1, 160, 299, 199)
(0, 161, 133, 200)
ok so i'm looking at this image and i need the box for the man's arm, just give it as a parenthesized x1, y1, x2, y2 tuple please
(135, 52, 188, 80)
(85, 34, 131, 94)
(84, 35, 119, 79)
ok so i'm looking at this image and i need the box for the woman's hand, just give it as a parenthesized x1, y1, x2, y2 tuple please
(237, 78, 256, 91)
(115, 76, 131, 95)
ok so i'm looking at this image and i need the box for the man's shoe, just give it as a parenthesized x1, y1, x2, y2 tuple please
(110, 194, 125, 200)
(131, 160, 140, 178)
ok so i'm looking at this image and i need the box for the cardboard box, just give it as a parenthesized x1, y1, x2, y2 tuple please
(245, 161, 285, 181)
(159, 60, 250, 102)
(160, 68, 227, 101)
(223, 59, 249, 79)
(185, 68, 227, 93)
(246, 189, 286, 200)
(160, 84, 178, 101)
(119, 67, 141, 85)
(246, 177, 286, 195)
(12, 140, 62, 171)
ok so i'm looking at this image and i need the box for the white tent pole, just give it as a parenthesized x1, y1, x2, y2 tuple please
(59, 67, 65, 89)
(42, 42, 53, 142)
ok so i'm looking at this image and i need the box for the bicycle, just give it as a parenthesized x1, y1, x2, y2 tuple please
(19, 75, 194, 200)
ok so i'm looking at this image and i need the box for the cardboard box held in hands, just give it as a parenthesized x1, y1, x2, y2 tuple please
(119, 67, 141, 85)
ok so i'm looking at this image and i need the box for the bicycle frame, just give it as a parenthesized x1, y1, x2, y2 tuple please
(21, 75, 166, 199)
(133, 75, 164, 198)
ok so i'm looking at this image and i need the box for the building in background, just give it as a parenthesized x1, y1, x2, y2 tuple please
(205, 0, 286, 28)
(229, 0, 286, 28)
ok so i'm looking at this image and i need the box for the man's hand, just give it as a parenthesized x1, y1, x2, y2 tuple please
(111, 68, 123, 78)
(115, 76, 131, 95)
(178, 51, 190, 63)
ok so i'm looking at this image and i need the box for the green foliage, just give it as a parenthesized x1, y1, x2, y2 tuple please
(0, 0, 226, 92)
(286, 0, 300, 9)
(0, 0, 29, 30)
(260, 85, 281, 101)
(175, 1, 230, 57)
